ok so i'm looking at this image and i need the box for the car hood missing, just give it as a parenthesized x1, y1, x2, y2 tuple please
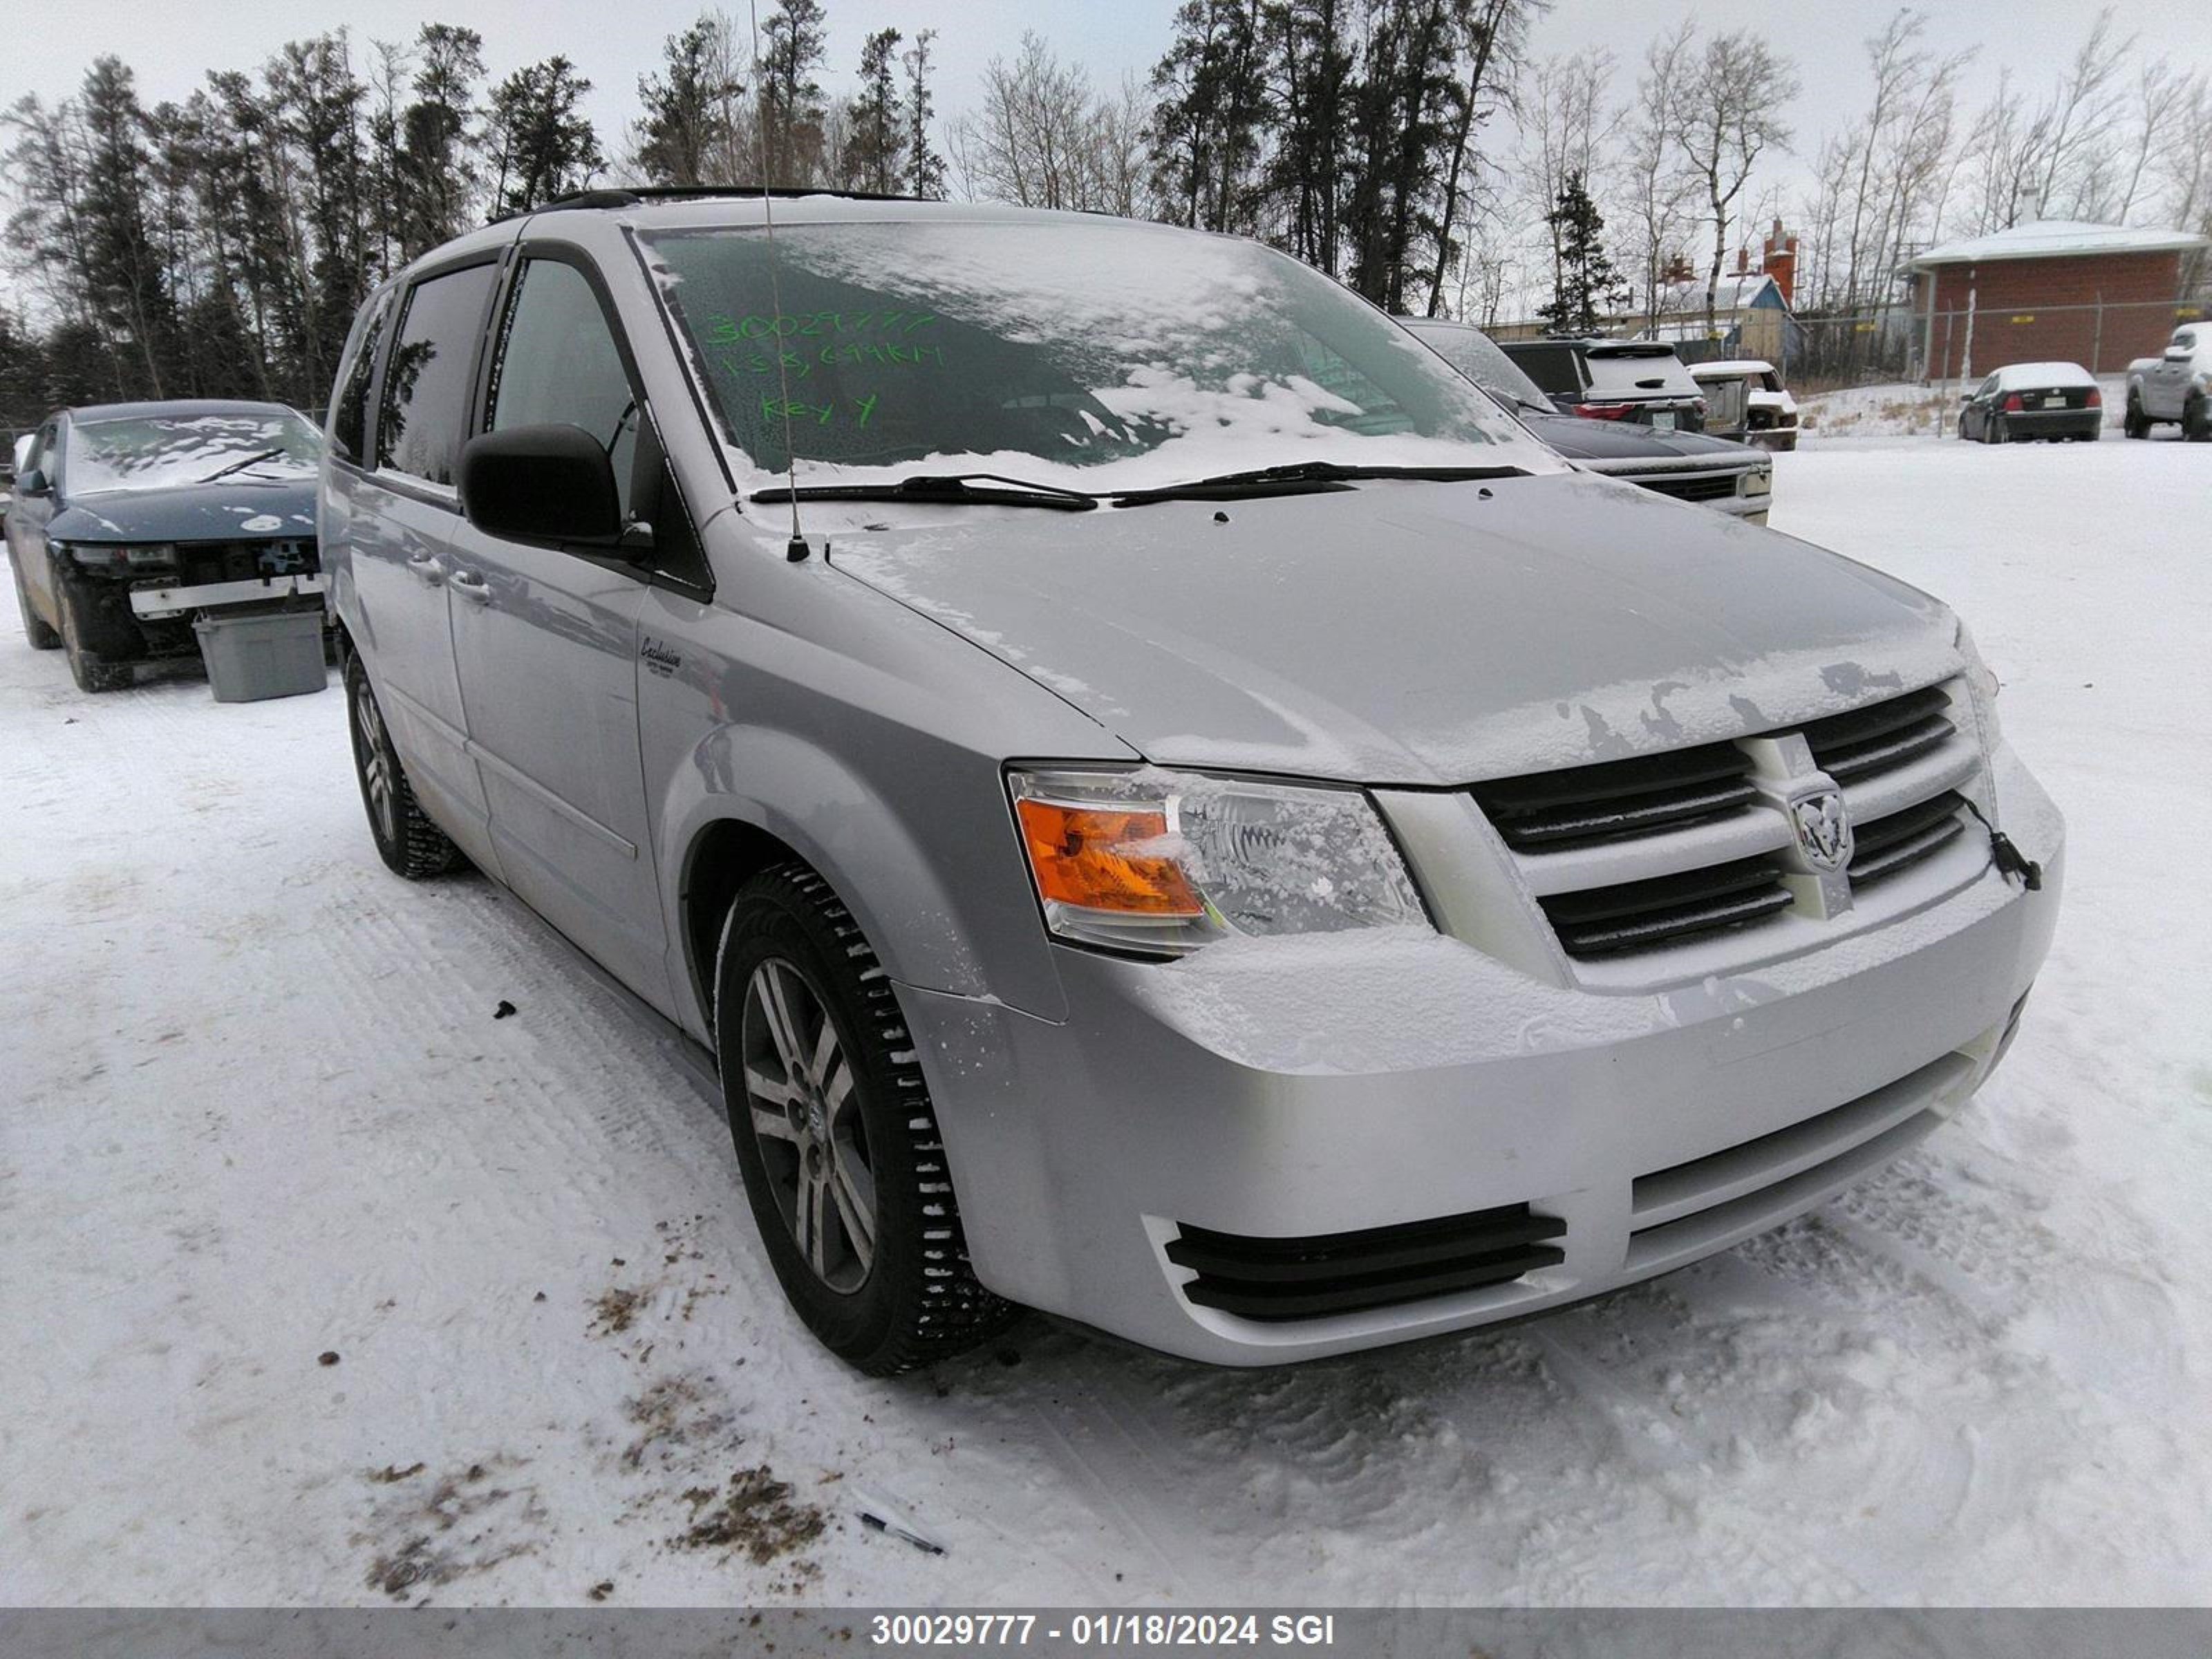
(830, 471, 1961, 785)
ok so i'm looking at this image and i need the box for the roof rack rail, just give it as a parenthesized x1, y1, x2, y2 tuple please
(505, 183, 929, 220)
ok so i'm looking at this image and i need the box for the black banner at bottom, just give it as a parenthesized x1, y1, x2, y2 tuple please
(1, 1608, 2206, 1659)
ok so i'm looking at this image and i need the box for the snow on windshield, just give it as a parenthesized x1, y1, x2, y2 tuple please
(640, 219, 1560, 493)
(68, 411, 321, 496)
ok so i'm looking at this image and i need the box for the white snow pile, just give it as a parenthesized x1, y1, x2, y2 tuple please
(3, 440, 2209, 1608)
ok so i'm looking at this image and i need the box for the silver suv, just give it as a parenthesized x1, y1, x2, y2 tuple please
(321, 193, 2062, 1373)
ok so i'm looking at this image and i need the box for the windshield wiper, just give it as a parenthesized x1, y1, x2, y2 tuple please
(198, 447, 292, 484)
(751, 472, 1098, 512)
(1111, 459, 1529, 507)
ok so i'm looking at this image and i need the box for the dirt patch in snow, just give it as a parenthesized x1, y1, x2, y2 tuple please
(673, 1464, 827, 1568)
(357, 1456, 546, 1602)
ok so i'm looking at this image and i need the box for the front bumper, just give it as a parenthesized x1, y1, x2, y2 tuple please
(129, 572, 326, 619)
(903, 762, 2062, 1366)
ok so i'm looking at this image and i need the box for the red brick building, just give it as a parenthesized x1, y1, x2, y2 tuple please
(1904, 220, 2209, 380)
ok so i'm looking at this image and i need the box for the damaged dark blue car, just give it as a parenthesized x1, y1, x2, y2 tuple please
(5, 400, 323, 691)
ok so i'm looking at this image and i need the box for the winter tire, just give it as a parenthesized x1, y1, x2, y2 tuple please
(10, 552, 59, 650)
(2186, 396, 2211, 443)
(1989, 415, 2010, 444)
(2124, 395, 2150, 439)
(714, 861, 1014, 1376)
(57, 577, 132, 692)
(345, 653, 464, 879)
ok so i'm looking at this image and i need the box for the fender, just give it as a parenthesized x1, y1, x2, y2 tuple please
(657, 723, 1076, 1042)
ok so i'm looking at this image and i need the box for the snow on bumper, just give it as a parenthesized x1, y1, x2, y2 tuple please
(902, 760, 2063, 1366)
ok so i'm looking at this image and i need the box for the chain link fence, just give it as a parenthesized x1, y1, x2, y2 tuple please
(1781, 297, 2208, 393)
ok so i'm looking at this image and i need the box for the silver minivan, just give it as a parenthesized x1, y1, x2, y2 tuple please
(321, 194, 2061, 1373)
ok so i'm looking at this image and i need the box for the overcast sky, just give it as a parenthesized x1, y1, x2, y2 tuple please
(4, 0, 2210, 225)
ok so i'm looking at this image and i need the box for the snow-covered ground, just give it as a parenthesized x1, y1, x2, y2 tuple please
(4, 442, 2209, 1609)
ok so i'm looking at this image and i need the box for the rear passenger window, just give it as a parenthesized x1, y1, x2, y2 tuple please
(487, 259, 639, 521)
(330, 289, 394, 466)
(1506, 344, 1582, 394)
(379, 263, 498, 485)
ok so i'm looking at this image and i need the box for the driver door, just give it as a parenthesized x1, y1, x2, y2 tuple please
(444, 252, 671, 1009)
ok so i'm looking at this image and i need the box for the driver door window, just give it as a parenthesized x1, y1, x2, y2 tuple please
(486, 259, 639, 524)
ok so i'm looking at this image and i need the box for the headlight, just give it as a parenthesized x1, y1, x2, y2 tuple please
(1742, 467, 1772, 496)
(1007, 767, 1430, 957)
(63, 543, 176, 567)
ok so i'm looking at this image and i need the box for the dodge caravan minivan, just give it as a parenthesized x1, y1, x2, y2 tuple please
(320, 191, 2061, 1374)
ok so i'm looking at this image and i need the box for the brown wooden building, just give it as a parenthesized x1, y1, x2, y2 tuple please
(1904, 220, 2209, 380)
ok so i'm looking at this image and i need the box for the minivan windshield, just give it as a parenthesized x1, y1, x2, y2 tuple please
(68, 409, 321, 495)
(640, 219, 1555, 491)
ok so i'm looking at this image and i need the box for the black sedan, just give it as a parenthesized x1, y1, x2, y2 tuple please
(1958, 362, 2103, 443)
(5, 400, 323, 691)
(1400, 319, 1774, 522)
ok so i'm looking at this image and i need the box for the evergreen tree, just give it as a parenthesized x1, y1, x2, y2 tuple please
(1536, 169, 1627, 332)
(486, 56, 603, 215)
(758, 0, 828, 187)
(1147, 0, 1268, 233)
(844, 28, 904, 194)
(399, 24, 482, 258)
(635, 18, 738, 187)
(903, 30, 946, 198)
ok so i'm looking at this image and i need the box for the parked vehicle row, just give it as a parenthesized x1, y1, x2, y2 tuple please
(2125, 325, 2212, 440)
(1400, 319, 1773, 521)
(4, 403, 326, 691)
(306, 192, 2059, 1374)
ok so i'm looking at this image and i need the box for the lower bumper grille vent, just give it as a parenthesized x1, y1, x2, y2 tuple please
(1167, 1203, 1565, 1322)
(1541, 855, 1793, 957)
(1849, 791, 1967, 887)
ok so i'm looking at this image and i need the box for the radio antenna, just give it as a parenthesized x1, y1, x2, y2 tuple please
(748, 0, 809, 562)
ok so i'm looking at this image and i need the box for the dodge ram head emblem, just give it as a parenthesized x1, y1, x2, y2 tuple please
(1790, 791, 1854, 872)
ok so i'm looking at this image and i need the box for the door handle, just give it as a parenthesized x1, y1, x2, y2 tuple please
(449, 570, 494, 604)
(405, 552, 444, 585)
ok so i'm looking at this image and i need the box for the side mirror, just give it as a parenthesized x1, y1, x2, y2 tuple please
(12, 434, 32, 474)
(2167, 345, 2192, 361)
(16, 467, 49, 497)
(459, 424, 624, 549)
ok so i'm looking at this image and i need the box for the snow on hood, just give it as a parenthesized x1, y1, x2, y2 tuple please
(47, 479, 318, 545)
(830, 471, 1959, 785)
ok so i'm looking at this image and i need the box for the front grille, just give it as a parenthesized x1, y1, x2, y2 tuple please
(1634, 471, 1738, 503)
(176, 538, 319, 586)
(1166, 1203, 1565, 1322)
(1849, 790, 1967, 887)
(1469, 681, 1977, 966)
(1470, 742, 1757, 853)
(1798, 684, 1955, 785)
(1539, 854, 1793, 957)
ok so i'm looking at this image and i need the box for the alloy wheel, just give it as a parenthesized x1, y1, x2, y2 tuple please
(353, 677, 399, 845)
(739, 957, 877, 1293)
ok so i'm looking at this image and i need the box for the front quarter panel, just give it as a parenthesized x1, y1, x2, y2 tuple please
(641, 525, 1136, 1038)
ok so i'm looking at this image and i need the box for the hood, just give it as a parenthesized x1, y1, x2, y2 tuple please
(48, 478, 317, 545)
(1522, 411, 1761, 465)
(830, 472, 1959, 786)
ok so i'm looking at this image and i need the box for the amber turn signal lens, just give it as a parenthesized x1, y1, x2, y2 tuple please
(1014, 798, 1204, 916)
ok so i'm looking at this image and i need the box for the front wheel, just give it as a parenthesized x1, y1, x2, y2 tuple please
(10, 551, 59, 649)
(57, 578, 133, 692)
(715, 863, 1014, 1376)
(2186, 395, 2211, 442)
(344, 653, 464, 879)
(2124, 395, 2150, 439)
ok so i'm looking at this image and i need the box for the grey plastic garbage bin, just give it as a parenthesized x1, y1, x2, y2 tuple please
(193, 608, 328, 702)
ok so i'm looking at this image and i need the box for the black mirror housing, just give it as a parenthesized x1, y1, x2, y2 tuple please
(459, 425, 621, 547)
